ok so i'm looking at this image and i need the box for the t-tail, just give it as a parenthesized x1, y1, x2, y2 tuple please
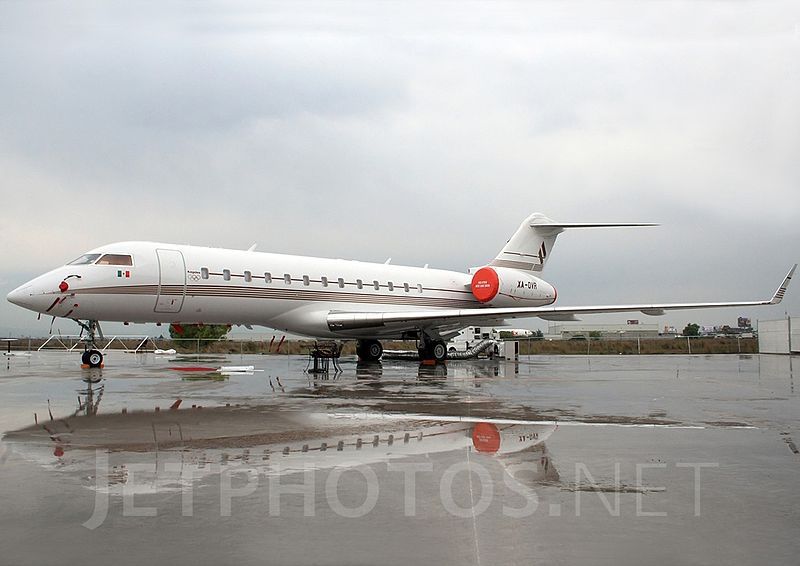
(490, 213, 658, 272)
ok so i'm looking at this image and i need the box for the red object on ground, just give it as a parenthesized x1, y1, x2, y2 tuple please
(171, 324, 185, 335)
(471, 267, 500, 303)
(172, 367, 217, 372)
(472, 422, 501, 453)
(169, 399, 183, 409)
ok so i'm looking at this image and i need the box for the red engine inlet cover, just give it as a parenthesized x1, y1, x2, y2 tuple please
(471, 267, 500, 303)
(472, 422, 501, 453)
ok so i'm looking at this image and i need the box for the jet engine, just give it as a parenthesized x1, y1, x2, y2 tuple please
(470, 266, 556, 307)
(471, 422, 556, 454)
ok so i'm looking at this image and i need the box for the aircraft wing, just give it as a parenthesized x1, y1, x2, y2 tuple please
(327, 265, 795, 334)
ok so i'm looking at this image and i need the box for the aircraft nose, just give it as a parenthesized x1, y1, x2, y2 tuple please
(7, 284, 32, 308)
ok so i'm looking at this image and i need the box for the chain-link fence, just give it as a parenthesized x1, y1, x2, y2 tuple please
(7, 335, 758, 356)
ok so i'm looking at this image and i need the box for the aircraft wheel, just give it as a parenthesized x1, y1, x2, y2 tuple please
(357, 339, 383, 362)
(419, 340, 448, 362)
(431, 341, 447, 362)
(82, 349, 103, 368)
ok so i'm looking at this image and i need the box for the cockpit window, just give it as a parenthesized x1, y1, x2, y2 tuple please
(67, 253, 102, 265)
(95, 254, 133, 266)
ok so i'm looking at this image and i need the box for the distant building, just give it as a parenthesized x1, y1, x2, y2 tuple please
(738, 316, 752, 329)
(545, 323, 659, 340)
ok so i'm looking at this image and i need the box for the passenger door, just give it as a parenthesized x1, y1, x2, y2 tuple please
(154, 249, 186, 313)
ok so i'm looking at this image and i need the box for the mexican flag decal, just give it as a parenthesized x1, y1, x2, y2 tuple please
(117, 270, 131, 278)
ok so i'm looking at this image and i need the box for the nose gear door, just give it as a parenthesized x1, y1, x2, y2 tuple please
(154, 249, 186, 313)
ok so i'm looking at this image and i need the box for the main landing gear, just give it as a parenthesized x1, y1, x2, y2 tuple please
(355, 334, 449, 363)
(356, 339, 383, 362)
(76, 319, 104, 369)
(418, 337, 448, 362)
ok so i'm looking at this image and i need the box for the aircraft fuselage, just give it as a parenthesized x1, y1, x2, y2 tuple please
(7, 241, 556, 339)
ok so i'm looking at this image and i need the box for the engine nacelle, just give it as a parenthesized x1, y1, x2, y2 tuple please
(472, 422, 556, 454)
(470, 266, 556, 307)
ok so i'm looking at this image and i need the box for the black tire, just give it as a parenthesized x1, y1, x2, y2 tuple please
(431, 341, 447, 362)
(84, 349, 103, 368)
(419, 340, 448, 362)
(357, 339, 383, 362)
(367, 341, 383, 360)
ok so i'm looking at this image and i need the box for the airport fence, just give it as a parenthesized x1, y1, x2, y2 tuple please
(518, 336, 758, 355)
(16, 336, 405, 356)
(9, 335, 759, 356)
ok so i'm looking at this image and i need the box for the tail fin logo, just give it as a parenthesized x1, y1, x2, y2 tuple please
(537, 242, 547, 264)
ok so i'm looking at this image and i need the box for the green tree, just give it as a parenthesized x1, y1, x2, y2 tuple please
(682, 323, 700, 337)
(169, 324, 231, 341)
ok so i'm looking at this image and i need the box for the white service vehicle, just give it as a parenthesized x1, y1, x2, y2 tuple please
(447, 326, 500, 356)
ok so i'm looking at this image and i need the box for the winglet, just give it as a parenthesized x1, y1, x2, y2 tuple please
(770, 264, 796, 304)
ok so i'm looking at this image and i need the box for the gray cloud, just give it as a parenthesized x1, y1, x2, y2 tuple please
(1, 0, 798, 336)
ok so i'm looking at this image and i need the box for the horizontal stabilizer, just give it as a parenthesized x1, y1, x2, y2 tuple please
(532, 222, 659, 229)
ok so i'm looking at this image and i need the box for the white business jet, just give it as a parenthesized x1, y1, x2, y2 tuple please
(7, 213, 795, 367)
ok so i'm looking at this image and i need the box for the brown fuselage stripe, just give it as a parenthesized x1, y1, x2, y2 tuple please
(71, 285, 483, 309)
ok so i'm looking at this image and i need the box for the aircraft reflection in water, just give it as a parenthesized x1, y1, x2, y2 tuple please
(352, 359, 522, 381)
(3, 396, 559, 497)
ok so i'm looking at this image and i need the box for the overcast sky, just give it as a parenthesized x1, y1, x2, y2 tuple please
(1, 1, 798, 338)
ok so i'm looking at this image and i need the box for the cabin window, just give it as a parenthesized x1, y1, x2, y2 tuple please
(356, 279, 363, 289)
(303, 275, 310, 286)
(200, 267, 209, 279)
(223, 269, 231, 281)
(337, 277, 345, 288)
(95, 254, 133, 266)
(403, 282, 410, 292)
(67, 253, 102, 265)
(244, 270, 252, 283)
(321, 276, 328, 287)
(387, 281, 394, 291)
(373, 280, 380, 290)
(284, 274, 291, 284)
(264, 272, 272, 283)
(417, 284, 423, 293)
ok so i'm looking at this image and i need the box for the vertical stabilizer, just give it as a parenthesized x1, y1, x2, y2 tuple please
(489, 213, 657, 273)
(490, 213, 563, 272)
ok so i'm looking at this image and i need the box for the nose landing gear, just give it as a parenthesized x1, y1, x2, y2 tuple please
(76, 319, 104, 369)
(81, 349, 103, 368)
